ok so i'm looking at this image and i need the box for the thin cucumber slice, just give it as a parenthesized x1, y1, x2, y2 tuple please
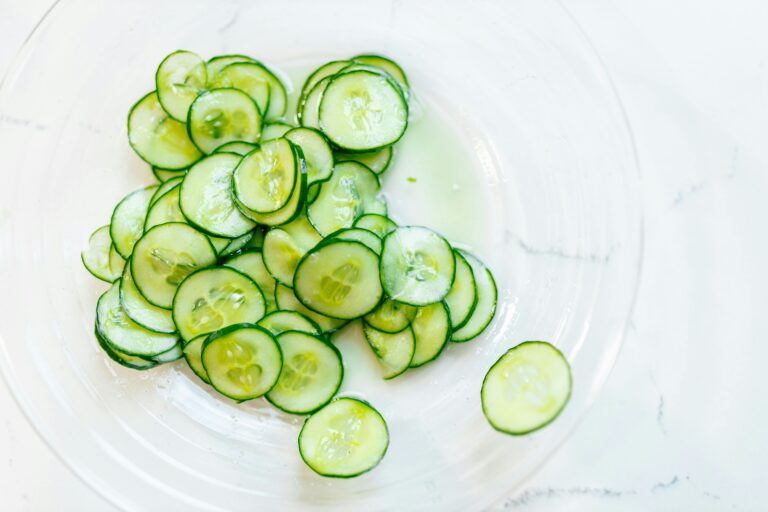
(284, 127, 333, 186)
(299, 60, 350, 113)
(145, 186, 184, 230)
(244, 228, 265, 250)
(380, 226, 455, 306)
(263, 214, 322, 286)
(224, 250, 277, 313)
(336, 146, 393, 175)
(410, 302, 450, 367)
(299, 76, 329, 129)
(363, 324, 414, 379)
(482, 341, 572, 435)
(266, 331, 343, 414)
(232, 138, 297, 214)
(252, 63, 287, 121)
(151, 342, 183, 363)
(352, 54, 409, 90)
(219, 230, 255, 258)
(325, 227, 382, 254)
(96, 283, 179, 357)
(262, 122, 293, 141)
(294, 240, 383, 320)
(353, 213, 397, 238)
(209, 235, 232, 254)
(82, 225, 122, 282)
(95, 328, 158, 371)
(128, 91, 202, 170)
(235, 160, 306, 227)
(109, 245, 127, 278)
(152, 167, 186, 183)
(201, 324, 282, 401)
(307, 161, 385, 236)
(445, 250, 478, 330)
(120, 262, 176, 333)
(299, 397, 388, 478)
(149, 176, 183, 206)
(363, 298, 416, 334)
(180, 153, 256, 237)
(306, 183, 321, 204)
(188, 88, 262, 154)
(131, 222, 217, 309)
(257, 311, 321, 336)
(213, 62, 271, 116)
(319, 70, 407, 152)
(155, 50, 208, 122)
(275, 284, 347, 334)
(110, 185, 158, 258)
(206, 54, 255, 84)
(214, 141, 258, 156)
(172, 266, 266, 342)
(183, 335, 210, 383)
(452, 251, 497, 342)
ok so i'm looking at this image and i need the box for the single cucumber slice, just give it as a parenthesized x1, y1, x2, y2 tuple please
(219, 230, 256, 258)
(96, 283, 179, 357)
(263, 214, 322, 286)
(445, 250, 478, 330)
(128, 91, 202, 170)
(183, 335, 210, 383)
(410, 302, 450, 367)
(307, 161, 385, 236)
(262, 122, 293, 141)
(213, 62, 271, 116)
(319, 70, 407, 152)
(152, 167, 186, 183)
(149, 176, 183, 206)
(110, 185, 157, 258)
(266, 331, 343, 414)
(120, 262, 176, 333)
(109, 246, 127, 279)
(452, 251, 497, 342)
(131, 223, 217, 309)
(224, 250, 278, 313)
(352, 54, 409, 90)
(274, 284, 347, 334)
(298, 60, 350, 114)
(214, 140, 258, 156)
(380, 226, 455, 306)
(145, 185, 184, 230)
(294, 240, 383, 319)
(172, 266, 266, 342)
(151, 342, 183, 363)
(82, 225, 122, 282)
(284, 127, 333, 186)
(363, 298, 416, 334)
(306, 183, 321, 204)
(299, 76, 329, 129)
(155, 50, 208, 122)
(235, 158, 306, 226)
(257, 310, 322, 336)
(201, 324, 282, 401)
(188, 88, 262, 154)
(206, 54, 255, 84)
(252, 63, 287, 121)
(325, 227, 382, 254)
(233, 138, 298, 214)
(336, 146, 392, 175)
(95, 328, 158, 371)
(363, 324, 414, 379)
(482, 341, 572, 435)
(353, 213, 397, 238)
(180, 153, 256, 237)
(299, 397, 388, 478)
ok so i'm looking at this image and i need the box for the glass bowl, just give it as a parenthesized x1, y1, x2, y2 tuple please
(0, 0, 642, 510)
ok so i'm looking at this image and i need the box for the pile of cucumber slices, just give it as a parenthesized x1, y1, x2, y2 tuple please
(82, 50, 571, 478)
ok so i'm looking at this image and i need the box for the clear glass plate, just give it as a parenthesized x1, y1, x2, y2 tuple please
(0, 0, 642, 510)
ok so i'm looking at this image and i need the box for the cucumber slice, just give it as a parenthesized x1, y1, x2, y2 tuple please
(206, 54, 255, 83)
(307, 161, 385, 236)
(131, 223, 217, 309)
(363, 324, 414, 379)
(263, 215, 322, 287)
(262, 122, 293, 141)
(266, 331, 343, 414)
(253, 63, 287, 121)
(299, 76, 329, 129)
(82, 225, 123, 282)
(233, 138, 298, 214)
(152, 167, 186, 183)
(363, 298, 416, 334)
(96, 283, 179, 357)
(95, 327, 158, 371)
(410, 302, 450, 367)
(481, 341, 572, 435)
(352, 54, 409, 90)
(380, 226, 455, 306)
(183, 335, 210, 383)
(235, 158, 307, 227)
(151, 342, 183, 363)
(294, 240, 383, 319)
(188, 88, 262, 154)
(155, 50, 208, 122)
(444, 250, 478, 330)
(224, 250, 277, 313)
(120, 262, 176, 334)
(149, 176, 183, 207)
(110, 185, 157, 258)
(145, 185, 184, 230)
(319, 70, 407, 152)
(452, 251, 497, 342)
(219, 230, 256, 258)
(128, 91, 202, 170)
(274, 284, 347, 334)
(299, 397, 388, 478)
(212, 62, 271, 116)
(179, 153, 256, 237)
(325, 227, 382, 254)
(353, 213, 397, 238)
(172, 266, 266, 342)
(336, 146, 392, 175)
(298, 60, 350, 115)
(214, 140, 258, 156)
(257, 311, 321, 336)
(201, 324, 282, 401)
(284, 127, 333, 186)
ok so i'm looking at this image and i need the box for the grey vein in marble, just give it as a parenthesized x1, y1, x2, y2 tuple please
(502, 486, 638, 508)
(651, 475, 680, 492)
(515, 235, 618, 264)
(0, 113, 47, 131)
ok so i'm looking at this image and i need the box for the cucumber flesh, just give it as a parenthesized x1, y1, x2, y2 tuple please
(233, 138, 298, 214)
(156, 50, 208, 122)
(284, 127, 333, 186)
(214, 141, 258, 156)
(451, 250, 497, 342)
(299, 77, 329, 129)
(95, 328, 158, 371)
(363, 298, 416, 334)
(299, 60, 350, 112)
(120, 262, 176, 334)
(188, 88, 262, 154)
(110, 186, 157, 259)
(82, 225, 123, 283)
(444, 250, 478, 330)
(336, 146, 392, 175)
(257, 311, 321, 336)
(274, 284, 347, 334)
(263, 217, 322, 287)
(410, 302, 450, 367)
(212, 62, 271, 116)
(152, 167, 186, 183)
(363, 324, 414, 379)
(352, 54, 409, 90)
(353, 213, 397, 238)
(206, 55, 255, 84)
(224, 250, 278, 313)
(325, 227, 382, 254)
(183, 335, 210, 383)
(262, 122, 294, 141)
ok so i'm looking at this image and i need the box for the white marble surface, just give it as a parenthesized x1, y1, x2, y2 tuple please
(1, 0, 766, 510)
